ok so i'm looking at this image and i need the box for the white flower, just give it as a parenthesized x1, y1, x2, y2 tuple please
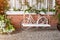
(1, 20, 4, 23)
(0, 21, 6, 28)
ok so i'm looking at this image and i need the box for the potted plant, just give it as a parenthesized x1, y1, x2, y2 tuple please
(57, 13, 60, 31)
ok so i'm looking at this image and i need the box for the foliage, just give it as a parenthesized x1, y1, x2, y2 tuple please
(0, 15, 15, 33)
(0, 15, 4, 20)
(0, 0, 15, 33)
(24, 5, 40, 14)
(24, 6, 33, 13)
(56, 0, 60, 24)
(49, 9, 56, 12)
(58, 6, 60, 9)
(34, 9, 41, 14)
(5, 24, 15, 33)
(5, 18, 15, 33)
(40, 8, 47, 13)
(57, 13, 60, 24)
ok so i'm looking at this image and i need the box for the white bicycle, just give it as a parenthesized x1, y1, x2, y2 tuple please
(21, 14, 51, 30)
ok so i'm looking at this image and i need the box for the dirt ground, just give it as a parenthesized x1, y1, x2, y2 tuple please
(0, 27, 60, 40)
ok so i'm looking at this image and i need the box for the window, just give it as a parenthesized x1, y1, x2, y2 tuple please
(8, 0, 20, 10)
(8, 0, 55, 11)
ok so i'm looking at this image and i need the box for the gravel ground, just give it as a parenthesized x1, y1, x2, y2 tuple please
(0, 27, 60, 40)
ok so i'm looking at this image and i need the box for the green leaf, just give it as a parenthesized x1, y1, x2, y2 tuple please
(0, 15, 4, 20)
(57, 13, 60, 23)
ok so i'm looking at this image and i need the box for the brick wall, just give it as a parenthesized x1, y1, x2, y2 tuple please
(7, 14, 58, 29)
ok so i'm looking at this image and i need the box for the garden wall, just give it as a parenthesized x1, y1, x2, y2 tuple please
(7, 14, 58, 29)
